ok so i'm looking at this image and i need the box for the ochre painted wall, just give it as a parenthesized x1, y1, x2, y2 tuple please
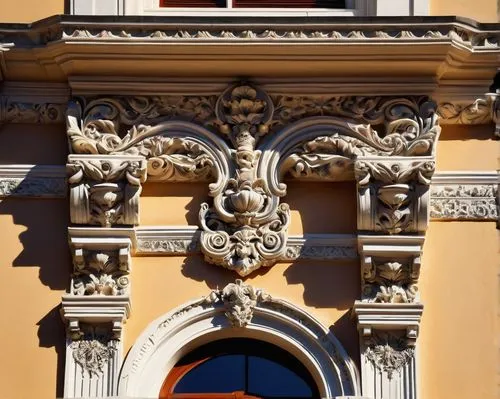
(431, 0, 499, 22)
(436, 124, 498, 171)
(419, 222, 498, 399)
(0, 198, 70, 399)
(0, 0, 64, 23)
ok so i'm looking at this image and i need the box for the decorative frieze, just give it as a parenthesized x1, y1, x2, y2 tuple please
(56, 26, 499, 52)
(437, 98, 492, 125)
(67, 155, 147, 227)
(0, 165, 66, 198)
(430, 171, 498, 221)
(0, 101, 65, 123)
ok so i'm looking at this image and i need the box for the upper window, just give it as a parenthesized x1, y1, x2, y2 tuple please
(160, 338, 320, 399)
(160, 0, 346, 8)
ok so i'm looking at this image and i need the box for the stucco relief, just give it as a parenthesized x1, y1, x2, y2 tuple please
(59, 26, 498, 51)
(70, 325, 117, 376)
(430, 184, 498, 220)
(67, 156, 146, 227)
(362, 260, 419, 303)
(365, 332, 415, 379)
(356, 159, 435, 234)
(67, 83, 440, 275)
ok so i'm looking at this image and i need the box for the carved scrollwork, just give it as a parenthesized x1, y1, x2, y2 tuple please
(69, 234, 132, 297)
(200, 203, 290, 276)
(66, 84, 442, 275)
(199, 84, 291, 276)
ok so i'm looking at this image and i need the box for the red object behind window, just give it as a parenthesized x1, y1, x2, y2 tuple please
(232, 0, 345, 7)
(159, 0, 345, 7)
(160, 0, 226, 7)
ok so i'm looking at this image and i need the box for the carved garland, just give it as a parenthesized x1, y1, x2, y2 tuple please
(66, 84, 440, 276)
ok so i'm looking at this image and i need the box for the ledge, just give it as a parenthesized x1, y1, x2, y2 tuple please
(0, 16, 498, 85)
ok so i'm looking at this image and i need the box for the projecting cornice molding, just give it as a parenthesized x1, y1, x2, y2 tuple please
(0, 17, 498, 85)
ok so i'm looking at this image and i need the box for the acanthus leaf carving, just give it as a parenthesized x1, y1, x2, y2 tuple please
(70, 324, 117, 376)
(67, 156, 147, 227)
(365, 331, 415, 379)
(362, 259, 419, 304)
(355, 159, 435, 234)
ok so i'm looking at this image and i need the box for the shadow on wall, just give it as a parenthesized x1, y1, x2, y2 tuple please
(0, 194, 71, 290)
(37, 304, 66, 398)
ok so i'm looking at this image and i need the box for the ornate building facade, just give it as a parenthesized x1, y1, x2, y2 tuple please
(0, 1, 498, 398)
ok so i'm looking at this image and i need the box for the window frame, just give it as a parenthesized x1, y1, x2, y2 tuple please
(71, 0, 429, 17)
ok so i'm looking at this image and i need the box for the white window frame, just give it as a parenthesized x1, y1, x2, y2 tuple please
(71, 0, 429, 17)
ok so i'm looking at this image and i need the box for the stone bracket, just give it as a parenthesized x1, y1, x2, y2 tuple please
(67, 155, 147, 227)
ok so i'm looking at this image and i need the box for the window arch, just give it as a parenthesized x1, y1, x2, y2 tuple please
(117, 291, 360, 398)
(160, 338, 321, 398)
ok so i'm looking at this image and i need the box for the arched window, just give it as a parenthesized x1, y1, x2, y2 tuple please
(160, 338, 320, 399)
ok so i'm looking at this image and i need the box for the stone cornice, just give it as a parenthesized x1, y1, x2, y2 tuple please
(0, 17, 498, 84)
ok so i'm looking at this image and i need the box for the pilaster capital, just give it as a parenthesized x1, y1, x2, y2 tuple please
(355, 157, 435, 234)
(67, 155, 147, 227)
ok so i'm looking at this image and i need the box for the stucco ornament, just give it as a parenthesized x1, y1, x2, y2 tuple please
(70, 241, 132, 297)
(365, 332, 415, 379)
(219, 279, 270, 327)
(355, 159, 435, 234)
(71, 338, 115, 376)
(66, 84, 441, 276)
(199, 84, 291, 276)
(362, 260, 419, 303)
(67, 156, 147, 226)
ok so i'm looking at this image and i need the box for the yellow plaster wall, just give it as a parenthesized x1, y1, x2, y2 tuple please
(431, 0, 499, 22)
(419, 222, 498, 399)
(0, 198, 71, 399)
(436, 124, 499, 171)
(0, 0, 64, 23)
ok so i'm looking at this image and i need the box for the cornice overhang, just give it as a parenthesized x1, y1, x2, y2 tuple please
(0, 16, 498, 86)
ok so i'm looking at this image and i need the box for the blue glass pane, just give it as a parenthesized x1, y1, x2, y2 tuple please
(248, 356, 313, 397)
(174, 354, 246, 393)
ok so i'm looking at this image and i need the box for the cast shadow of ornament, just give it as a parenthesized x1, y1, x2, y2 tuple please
(37, 304, 66, 398)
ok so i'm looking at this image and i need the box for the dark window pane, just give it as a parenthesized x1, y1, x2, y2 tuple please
(173, 354, 246, 393)
(248, 356, 313, 397)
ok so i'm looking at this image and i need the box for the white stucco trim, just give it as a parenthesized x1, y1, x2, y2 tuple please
(118, 294, 361, 398)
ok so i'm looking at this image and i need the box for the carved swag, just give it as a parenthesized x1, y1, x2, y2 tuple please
(66, 84, 440, 275)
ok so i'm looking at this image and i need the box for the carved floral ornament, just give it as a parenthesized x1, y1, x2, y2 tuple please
(66, 83, 440, 276)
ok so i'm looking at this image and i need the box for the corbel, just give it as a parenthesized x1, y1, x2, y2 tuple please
(355, 156, 435, 234)
(67, 155, 147, 227)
